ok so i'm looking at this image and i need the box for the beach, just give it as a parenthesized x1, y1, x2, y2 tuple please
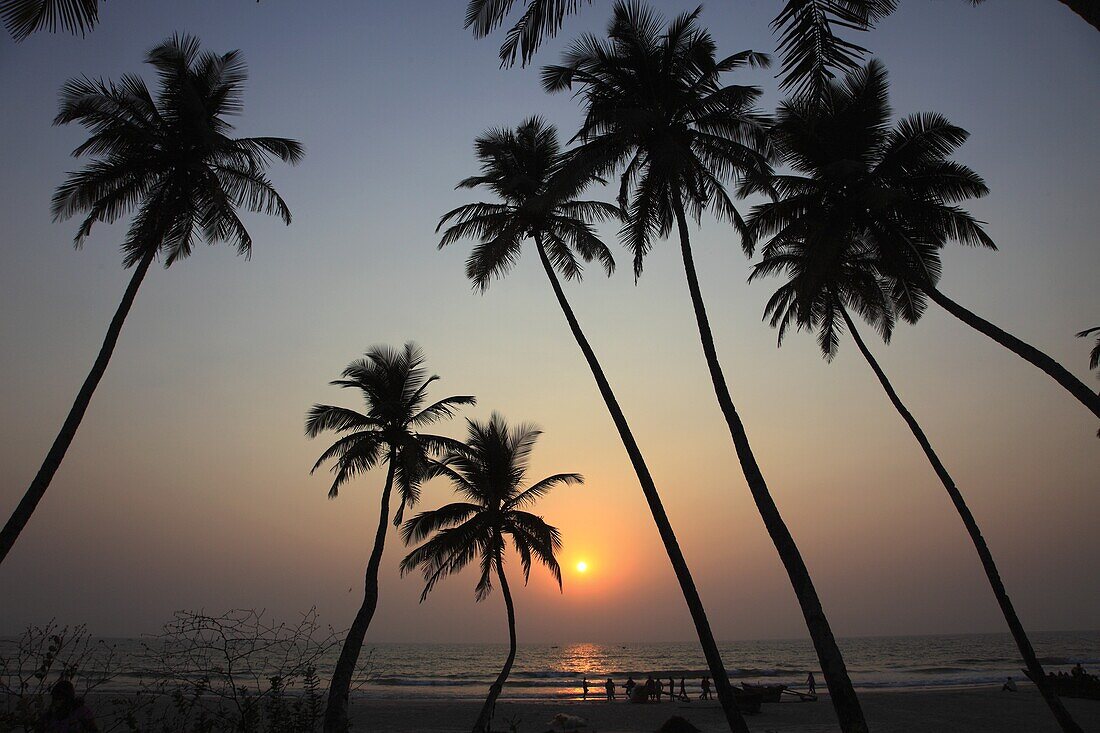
(346, 688, 1100, 732)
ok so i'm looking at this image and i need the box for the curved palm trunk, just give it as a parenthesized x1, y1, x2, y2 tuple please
(1057, 0, 1100, 31)
(0, 248, 156, 567)
(670, 199, 868, 733)
(323, 451, 397, 733)
(472, 554, 517, 733)
(534, 236, 750, 733)
(923, 285, 1100, 421)
(841, 308, 1083, 733)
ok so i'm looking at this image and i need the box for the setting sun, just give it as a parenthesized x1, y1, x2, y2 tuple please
(576, 561, 588, 573)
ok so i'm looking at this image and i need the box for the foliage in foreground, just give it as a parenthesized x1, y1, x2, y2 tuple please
(0, 609, 375, 733)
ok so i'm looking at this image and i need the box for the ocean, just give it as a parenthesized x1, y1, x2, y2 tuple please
(81, 630, 1100, 700)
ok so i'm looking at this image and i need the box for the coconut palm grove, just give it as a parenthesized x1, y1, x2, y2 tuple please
(0, 1, 1097, 732)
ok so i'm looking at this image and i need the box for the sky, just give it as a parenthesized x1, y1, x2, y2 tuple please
(0, 1, 1097, 646)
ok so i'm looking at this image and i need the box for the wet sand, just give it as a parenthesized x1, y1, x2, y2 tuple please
(346, 687, 1100, 732)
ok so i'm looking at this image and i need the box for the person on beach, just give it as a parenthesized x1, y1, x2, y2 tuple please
(656, 677, 664, 700)
(806, 671, 816, 696)
(582, 677, 589, 700)
(679, 677, 687, 701)
(645, 675, 656, 701)
(624, 677, 636, 699)
(668, 677, 675, 701)
(1072, 663, 1086, 678)
(604, 678, 616, 701)
(1002, 676, 1018, 692)
(700, 676, 711, 700)
(40, 679, 98, 732)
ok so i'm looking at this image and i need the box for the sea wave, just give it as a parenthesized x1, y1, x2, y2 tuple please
(41, 630, 1098, 700)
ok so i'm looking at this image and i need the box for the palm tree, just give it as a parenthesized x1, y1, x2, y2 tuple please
(1077, 325, 1100, 437)
(439, 118, 754, 733)
(543, 5, 868, 731)
(1077, 326, 1100, 374)
(0, 34, 303, 567)
(747, 61, 1085, 733)
(400, 413, 577, 733)
(771, 0, 897, 98)
(463, 0, 593, 67)
(462, 0, 888, 81)
(749, 231, 1084, 732)
(742, 59, 1100, 423)
(306, 343, 474, 732)
(1, 0, 98, 40)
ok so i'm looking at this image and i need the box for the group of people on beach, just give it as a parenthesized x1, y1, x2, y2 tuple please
(580, 675, 715, 702)
(580, 671, 817, 703)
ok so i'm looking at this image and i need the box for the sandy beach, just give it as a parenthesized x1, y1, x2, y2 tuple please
(345, 688, 1100, 732)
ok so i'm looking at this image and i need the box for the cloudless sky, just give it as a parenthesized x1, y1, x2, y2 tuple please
(0, 1, 1097, 647)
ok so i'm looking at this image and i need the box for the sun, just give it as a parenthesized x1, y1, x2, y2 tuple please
(576, 561, 588, 573)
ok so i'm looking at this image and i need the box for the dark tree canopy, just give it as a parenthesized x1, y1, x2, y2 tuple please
(744, 59, 993, 327)
(306, 343, 475, 521)
(438, 116, 618, 289)
(52, 33, 304, 268)
(400, 413, 577, 602)
(541, 0, 772, 276)
(1, 0, 99, 40)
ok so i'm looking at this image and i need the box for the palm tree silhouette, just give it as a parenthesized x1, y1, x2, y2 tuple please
(749, 230, 1084, 732)
(543, 4, 868, 730)
(771, 0, 896, 98)
(1, 0, 97, 40)
(1077, 325, 1100, 437)
(742, 59, 1100, 423)
(306, 343, 474, 733)
(6, 0, 1097, 44)
(1077, 326, 1100, 374)
(747, 61, 1085, 733)
(0, 34, 303, 567)
(461, 0, 1098, 78)
(439, 118, 754, 733)
(401, 413, 577, 733)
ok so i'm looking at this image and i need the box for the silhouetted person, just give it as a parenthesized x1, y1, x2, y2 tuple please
(582, 677, 589, 700)
(604, 678, 616, 701)
(668, 677, 675, 701)
(656, 677, 664, 700)
(624, 676, 636, 699)
(806, 671, 816, 696)
(700, 676, 711, 700)
(1002, 676, 1017, 692)
(1072, 663, 1086, 678)
(40, 679, 97, 732)
(645, 675, 656, 701)
(679, 677, 687, 700)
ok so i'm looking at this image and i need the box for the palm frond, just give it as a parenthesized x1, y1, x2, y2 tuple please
(2, 0, 99, 41)
(507, 473, 582, 510)
(771, 0, 896, 99)
(399, 503, 483, 545)
(1076, 326, 1100, 371)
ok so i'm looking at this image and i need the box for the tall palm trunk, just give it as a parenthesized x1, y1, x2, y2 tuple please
(841, 307, 1083, 733)
(1057, 0, 1100, 31)
(0, 248, 156, 567)
(670, 198, 868, 733)
(323, 450, 397, 733)
(924, 285, 1100, 420)
(472, 552, 517, 733)
(533, 235, 751, 733)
